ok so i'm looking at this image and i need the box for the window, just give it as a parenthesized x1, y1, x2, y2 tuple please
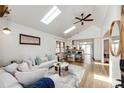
(56, 41, 60, 53)
(61, 42, 65, 52)
(81, 43, 92, 55)
(72, 39, 93, 56)
(56, 41, 65, 53)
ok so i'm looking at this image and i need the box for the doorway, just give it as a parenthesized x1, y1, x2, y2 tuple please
(80, 40, 94, 63)
(104, 39, 109, 63)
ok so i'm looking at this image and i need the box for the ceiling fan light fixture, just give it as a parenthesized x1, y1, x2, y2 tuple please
(2, 27, 11, 35)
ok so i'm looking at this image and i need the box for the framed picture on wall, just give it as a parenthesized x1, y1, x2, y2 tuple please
(19, 34, 40, 45)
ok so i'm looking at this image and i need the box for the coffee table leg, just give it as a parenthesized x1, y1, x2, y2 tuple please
(55, 66, 58, 71)
(59, 65, 61, 76)
(65, 66, 68, 71)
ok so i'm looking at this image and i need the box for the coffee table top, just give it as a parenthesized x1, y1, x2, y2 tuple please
(53, 62, 69, 67)
(60, 62, 69, 68)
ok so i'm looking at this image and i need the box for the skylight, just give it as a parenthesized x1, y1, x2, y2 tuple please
(40, 6, 61, 25)
(64, 26, 76, 34)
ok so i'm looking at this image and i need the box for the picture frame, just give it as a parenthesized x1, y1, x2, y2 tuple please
(19, 34, 40, 45)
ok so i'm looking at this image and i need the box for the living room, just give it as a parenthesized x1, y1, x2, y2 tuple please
(0, 5, 123, 88)
(0, 5, 107, 66)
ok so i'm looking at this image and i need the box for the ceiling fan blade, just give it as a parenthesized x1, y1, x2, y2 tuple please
(73, 21, 81, 24)
(75, 17, 81, 20)
(0, 5, 8, 17)
(83, 14, 92, 20)
(84, 19, 94, 21)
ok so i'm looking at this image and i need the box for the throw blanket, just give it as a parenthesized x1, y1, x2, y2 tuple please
(28, 77, 55, 88)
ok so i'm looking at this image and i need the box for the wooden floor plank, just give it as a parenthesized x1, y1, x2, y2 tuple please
(69, 61, 112, 88)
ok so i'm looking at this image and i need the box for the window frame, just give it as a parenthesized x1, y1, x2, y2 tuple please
(56, 41, 65, 54)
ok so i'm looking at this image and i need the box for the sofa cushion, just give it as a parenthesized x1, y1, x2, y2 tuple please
(0, 71, 22, 88)
(38, 59, 57, 68)
(14, 68, 48, 87)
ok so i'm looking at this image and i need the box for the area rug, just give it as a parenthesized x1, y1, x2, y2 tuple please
(68, 64, 86, 83)
(47, 64, 85, 88)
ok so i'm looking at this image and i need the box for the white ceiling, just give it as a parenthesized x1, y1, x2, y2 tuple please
(8, 5, 109, 38)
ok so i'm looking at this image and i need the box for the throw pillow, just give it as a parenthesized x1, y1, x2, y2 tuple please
(46, 55, 53, 61)
(14, 68, 48, 87)
(35, 56, 43, 65)
(41, 57, 48, 62)
(17, 62, 29, 72)
(23, 59, 33, 69)
(28, 57, 36, 66)
(4, 63, 18, 75)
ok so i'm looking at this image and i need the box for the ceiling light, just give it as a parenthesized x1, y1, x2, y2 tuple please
(41, 6, 61, 25)
(2, 27, 11, 35)
(64, 26, 76, 34)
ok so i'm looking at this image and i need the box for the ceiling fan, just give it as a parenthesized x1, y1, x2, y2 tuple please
(0, 5, 11, 17)
(73, 13, 94, 25)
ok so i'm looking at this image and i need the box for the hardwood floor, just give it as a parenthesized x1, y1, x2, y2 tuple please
(69, 61, 112, 88)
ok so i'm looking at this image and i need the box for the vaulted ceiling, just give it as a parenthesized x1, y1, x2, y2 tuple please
(8, 5, 109, 38)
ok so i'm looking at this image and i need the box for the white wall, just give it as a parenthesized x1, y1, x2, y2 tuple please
(69, 25, 101, 40)
(94, 38, 102, 61)
(101, 6, 121, 81)
(102, 6, 121, 36)
(110, 56, 121, 80)
(68, 25, 102, 61)
(0, 19, 65, 67)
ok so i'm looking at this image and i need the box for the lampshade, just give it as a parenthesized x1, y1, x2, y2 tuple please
(2, 27, 11, 34)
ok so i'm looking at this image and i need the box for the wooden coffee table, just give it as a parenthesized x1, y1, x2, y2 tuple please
(53, 62, 69, 76)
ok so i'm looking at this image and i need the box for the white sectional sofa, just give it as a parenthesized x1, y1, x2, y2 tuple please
(0, 55, 84, 88)
(22, 55, 58, 69)
(0, 69, 23, 88)
(0, 63, 78, 88)
(31, 59, 58, 70)
(36, 55, 58, 68)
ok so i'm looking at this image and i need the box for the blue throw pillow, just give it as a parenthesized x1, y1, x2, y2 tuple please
(35, 56, 43, 65)
(47, 55, 53, 61)
(28, 77, 55, 88)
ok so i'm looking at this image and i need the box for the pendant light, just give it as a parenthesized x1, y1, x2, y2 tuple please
(2, 27, 11, 35)
(1, 5, 11, 35)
